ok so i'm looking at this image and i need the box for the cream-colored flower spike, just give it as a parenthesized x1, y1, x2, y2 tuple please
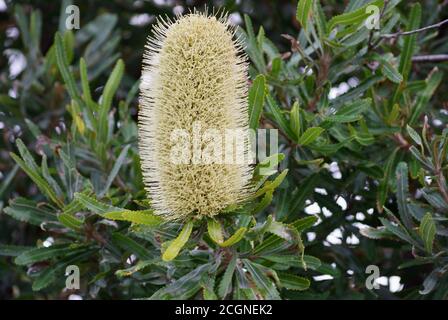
(138, 11, 253, 220)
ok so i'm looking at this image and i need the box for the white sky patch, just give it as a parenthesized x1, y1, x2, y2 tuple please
(153, 0, 175, 5)
(356, 212, 365, 221)
(0, 0, 6, 11)
(322, 207, 333, 217)
(328, 161, 342, 179)
(313, 274, 334, 281)
(367, 208, 374, 215)
(129, 13, 153, 26)
(229, 12, 243, 26)
(375, 276, 388, 287)
(307, 232, 316, 242)
(173, 5, 184, 15)
(326, 228, 343, 245)
(336, 196, 347, 210)
(433, 119, 443, 127)
(328, 82, 351, 100)
(43, 237, 54, 247)
(305, 202, 321, 214)
(68, 294, 83, 300)
(126, 254, 137, 265)
(314, 187, 328, 195)
(346, 234, 360, 245)
(353, 222, 370, 230)
(4, 49, 27, 78)
(6, 27, 19, 39)
(348, 77, 360, 88)
(389, 276, 404, 293)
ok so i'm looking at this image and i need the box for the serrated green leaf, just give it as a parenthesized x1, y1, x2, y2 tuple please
(298, 127, 324, 145)
(111, 233, 151, 260)
(419, 212, 436, 254)
(99, 144, 130, 197)
(15, 244, 86, 266)
(377, 148, 398, 212)
(98, 59, 124, 143)
(248, 76, 266, 130)
(296, 0, 313, 31)
(58, 212, 84, 230)
(327, 0, 384, 32)
(396, 162, 414, 230)
(290, 101, 301, 139)
(398, 3, 421, 82)
(74, 192, 118, 214)
(218, 256, 237, 299)
(10, 151, 64, 208)
(0, 244, 33, 257)
(3, 197, 57, 226)
(54, 32, 82, 105)
(103, 210, 163, 226)
(266, 93, 297, 141)
(278, 272, 310, 291)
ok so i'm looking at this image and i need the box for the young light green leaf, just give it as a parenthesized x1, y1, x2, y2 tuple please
(290, 101, 301, 138)
(255, 169, 288, 197)
(162, 221, 194, 261)
(220, 227, 247, 247)
(207, 219, 224, 244)
(103, 210, 163, 226)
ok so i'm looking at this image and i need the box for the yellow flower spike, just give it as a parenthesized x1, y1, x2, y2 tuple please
(138, 10, 253, 221)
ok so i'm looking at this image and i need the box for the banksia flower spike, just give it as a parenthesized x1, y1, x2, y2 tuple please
(138, 11, 253, 222)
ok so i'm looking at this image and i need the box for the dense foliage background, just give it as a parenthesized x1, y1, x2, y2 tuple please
(1, 0, 447, 299)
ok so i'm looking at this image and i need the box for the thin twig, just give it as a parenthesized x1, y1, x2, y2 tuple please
(381, 18, 448, 38)
(412, 54, 448, 62)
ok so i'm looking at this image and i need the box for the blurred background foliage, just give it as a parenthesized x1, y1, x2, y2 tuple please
(0, 0, 448, 299)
